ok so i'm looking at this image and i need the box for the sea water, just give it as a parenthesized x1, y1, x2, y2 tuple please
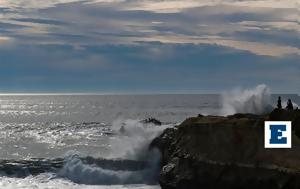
(0, 93, 298, 189)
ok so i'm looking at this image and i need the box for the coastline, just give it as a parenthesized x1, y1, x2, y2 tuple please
(151, 109, 300, 189)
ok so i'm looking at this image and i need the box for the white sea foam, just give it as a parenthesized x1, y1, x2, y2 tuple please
(59, 151, 161, 185)
(220, 84, 273, 115)
(0, 174, 160, 189)
(108, 119, 172, 160)
(57, 119, 170, 185)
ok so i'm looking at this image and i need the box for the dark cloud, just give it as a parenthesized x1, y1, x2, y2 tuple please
(0, 0, 298, 93)
(0, 22, 28, 30)
(13, 18, 67, 26)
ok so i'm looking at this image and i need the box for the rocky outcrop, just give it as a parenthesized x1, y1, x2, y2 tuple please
(141, 117, 162, 125)
(151, 109, 300, 189)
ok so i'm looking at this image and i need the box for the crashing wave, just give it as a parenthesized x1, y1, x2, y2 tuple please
(0, 153, 160, 185)
(59, 151, 160, 185)
(0, 119, 172, 185)
(220, 84, 273, 116)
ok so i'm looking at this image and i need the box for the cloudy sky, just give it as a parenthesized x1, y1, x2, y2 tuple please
(0, 0, 299, 93)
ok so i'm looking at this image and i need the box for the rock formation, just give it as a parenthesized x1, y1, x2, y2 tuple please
(151, 109, 300, 189)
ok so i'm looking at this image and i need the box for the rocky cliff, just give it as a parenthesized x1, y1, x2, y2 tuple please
(151, 109, 300, 189)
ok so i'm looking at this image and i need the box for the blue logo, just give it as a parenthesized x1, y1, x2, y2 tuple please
(265, 121, 291, 148)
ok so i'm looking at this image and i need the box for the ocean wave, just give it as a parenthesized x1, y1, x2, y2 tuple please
(0, 153, 160, 185)
(0, 175, 160, 189)
(220, 84, 273, 115)
(59, 152, 161, 185)
(0, 118, 172, 185)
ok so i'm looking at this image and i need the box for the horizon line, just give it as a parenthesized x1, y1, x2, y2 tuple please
(0, 93, 298, 96)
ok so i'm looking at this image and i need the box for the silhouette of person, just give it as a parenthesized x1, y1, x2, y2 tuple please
(286, 99, 294, 110)
(277, 96, 282, 109)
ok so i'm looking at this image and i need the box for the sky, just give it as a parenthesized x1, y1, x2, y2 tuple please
(0, 0, 299, 93)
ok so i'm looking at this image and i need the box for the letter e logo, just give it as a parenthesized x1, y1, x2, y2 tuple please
(264, 121, 291, 148)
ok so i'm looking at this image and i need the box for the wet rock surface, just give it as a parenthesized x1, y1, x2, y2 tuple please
(151, 109, 300, 189)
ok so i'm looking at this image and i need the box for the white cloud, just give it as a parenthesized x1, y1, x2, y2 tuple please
(0, 0, 299, 57)
(228, 0, 297, 9)
(121, 0, 297, 13)
(0, 0, 297, 11)
(0, 36, 12, 43)
(0, 0, 80, 9)
(0, 0, 126, 9)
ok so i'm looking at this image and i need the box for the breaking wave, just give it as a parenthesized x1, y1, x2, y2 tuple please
(0, 152, 160, 185)
(59, 151, 161, 185)
(220, 84, 273, 116)
(60, 119, 170, 185)
(0, 119, 172, 185)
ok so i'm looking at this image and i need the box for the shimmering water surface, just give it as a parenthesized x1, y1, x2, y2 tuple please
(0, 94, 298, 189)
(0, 95, 220, 160)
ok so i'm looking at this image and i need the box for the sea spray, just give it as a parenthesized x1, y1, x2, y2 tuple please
(109, 119, 172, 160)
(58, 119, 171, 185)
(220, 84, 273, 115)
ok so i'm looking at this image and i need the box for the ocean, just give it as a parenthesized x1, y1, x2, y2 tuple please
(0, 93, 298, 189)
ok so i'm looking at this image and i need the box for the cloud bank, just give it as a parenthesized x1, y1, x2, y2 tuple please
(0, 0, 299, 92)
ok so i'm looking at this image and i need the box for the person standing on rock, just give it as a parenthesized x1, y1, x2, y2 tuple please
(277, 96, 282, 109)
(286, 99, 294, 110)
